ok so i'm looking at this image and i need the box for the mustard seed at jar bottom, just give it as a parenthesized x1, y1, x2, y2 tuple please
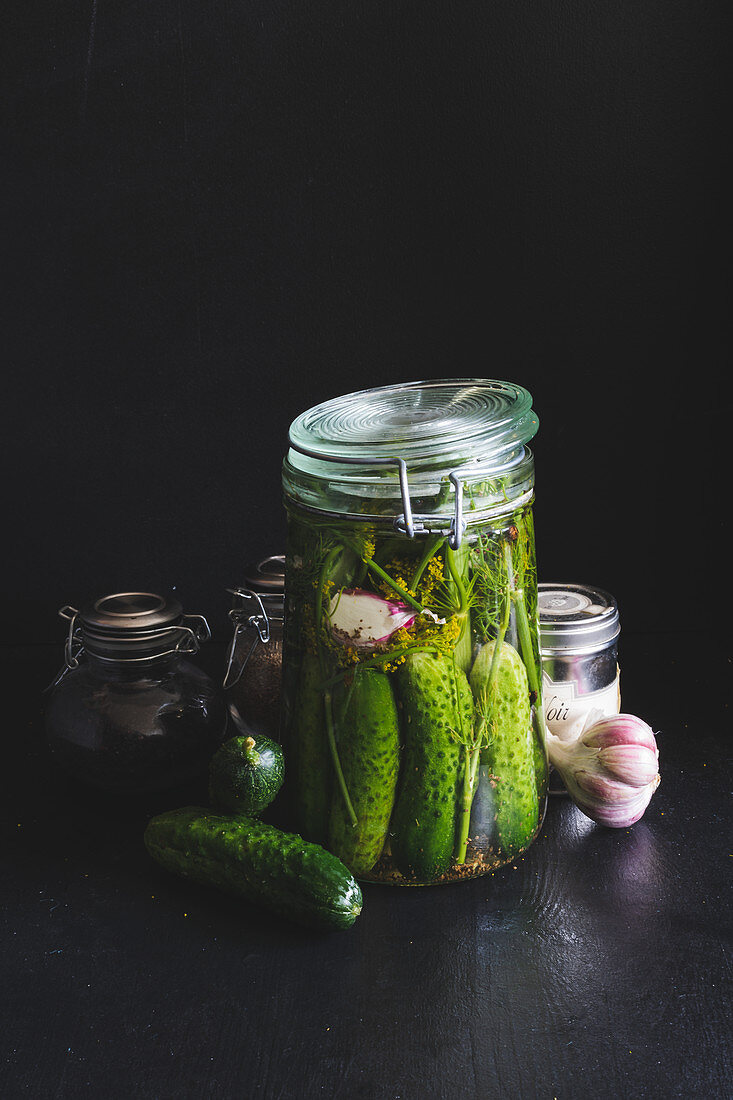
(281, 379, 549, 885)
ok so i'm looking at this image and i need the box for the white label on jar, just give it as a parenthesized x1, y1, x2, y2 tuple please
(542, 669, 620, 742)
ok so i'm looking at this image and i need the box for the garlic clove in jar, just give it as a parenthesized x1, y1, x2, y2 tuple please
(328, 589, 417, 649)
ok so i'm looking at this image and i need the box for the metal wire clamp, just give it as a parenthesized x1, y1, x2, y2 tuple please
(223, 587, 283, 689)
(287, 437, 467, 549)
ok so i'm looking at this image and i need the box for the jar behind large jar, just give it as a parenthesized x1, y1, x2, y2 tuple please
(282, 379, 548, 886)
(45, 593, 228, 794)
(223, 556, 285, 738)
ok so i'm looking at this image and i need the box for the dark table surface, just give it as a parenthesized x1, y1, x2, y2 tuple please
(2, 635, 730, 1100)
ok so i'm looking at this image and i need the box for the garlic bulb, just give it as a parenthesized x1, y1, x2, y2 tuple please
(547, 713, 660, 828)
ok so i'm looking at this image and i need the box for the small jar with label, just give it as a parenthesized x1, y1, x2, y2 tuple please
(538, 583, 620, 743)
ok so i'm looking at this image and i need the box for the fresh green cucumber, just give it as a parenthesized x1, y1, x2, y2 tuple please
(208, 734, 284, 816)
(291, 652, 330, 844)
(391, 652, 472, 881)
(469, 639, 539, 856)
(144, 807, 362, 931)
(328, 668, 401, 877)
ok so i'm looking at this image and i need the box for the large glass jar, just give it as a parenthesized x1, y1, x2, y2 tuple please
(281, 379, 548, 885)
(45, 592, 228, 794)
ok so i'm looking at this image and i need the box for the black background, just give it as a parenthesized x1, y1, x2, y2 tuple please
(4, 1, 730, 642)
(2, 8, 732, 1098)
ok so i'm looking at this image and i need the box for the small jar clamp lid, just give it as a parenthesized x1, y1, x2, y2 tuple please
(223, 556, 285, 690)
(241, 555, 285, 594)
(59, 592, 211, 667)
(538, 584, 620, 656)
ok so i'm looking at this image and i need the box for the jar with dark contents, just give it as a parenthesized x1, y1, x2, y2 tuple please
(44, 592, 228, 794)
(223, 556, 284, 738)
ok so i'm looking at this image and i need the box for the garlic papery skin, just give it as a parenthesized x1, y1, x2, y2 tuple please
(328, 589, 417, 649)
(547, 713, 660, 828)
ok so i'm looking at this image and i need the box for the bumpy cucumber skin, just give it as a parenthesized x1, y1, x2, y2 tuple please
(208, 734, 284, 816)
(470, 639, 539, 857)
(391, 653, 472, 881)
(292, 652, 330, 844)
(144, 807, 362, 931)
(328, 669, 401, 877)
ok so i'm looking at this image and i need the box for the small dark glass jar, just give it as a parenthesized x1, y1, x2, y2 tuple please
(45, 592, 228, 794)
(223, 555, 284, 739)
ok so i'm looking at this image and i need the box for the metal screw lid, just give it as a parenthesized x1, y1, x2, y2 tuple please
(538, 583, 620, 655)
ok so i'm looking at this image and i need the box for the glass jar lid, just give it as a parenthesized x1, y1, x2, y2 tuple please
(538, 583, 620, 655)
(284, 379, 538, 529)
(288, 379, 537, 468)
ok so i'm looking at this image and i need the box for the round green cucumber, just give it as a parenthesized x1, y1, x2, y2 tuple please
(391, 652, 472, 881)
(208, 733, 284, 815)
(144, 807, 362, 931)
(470, 639, 539, 856)
(328, 668, 401, 877)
